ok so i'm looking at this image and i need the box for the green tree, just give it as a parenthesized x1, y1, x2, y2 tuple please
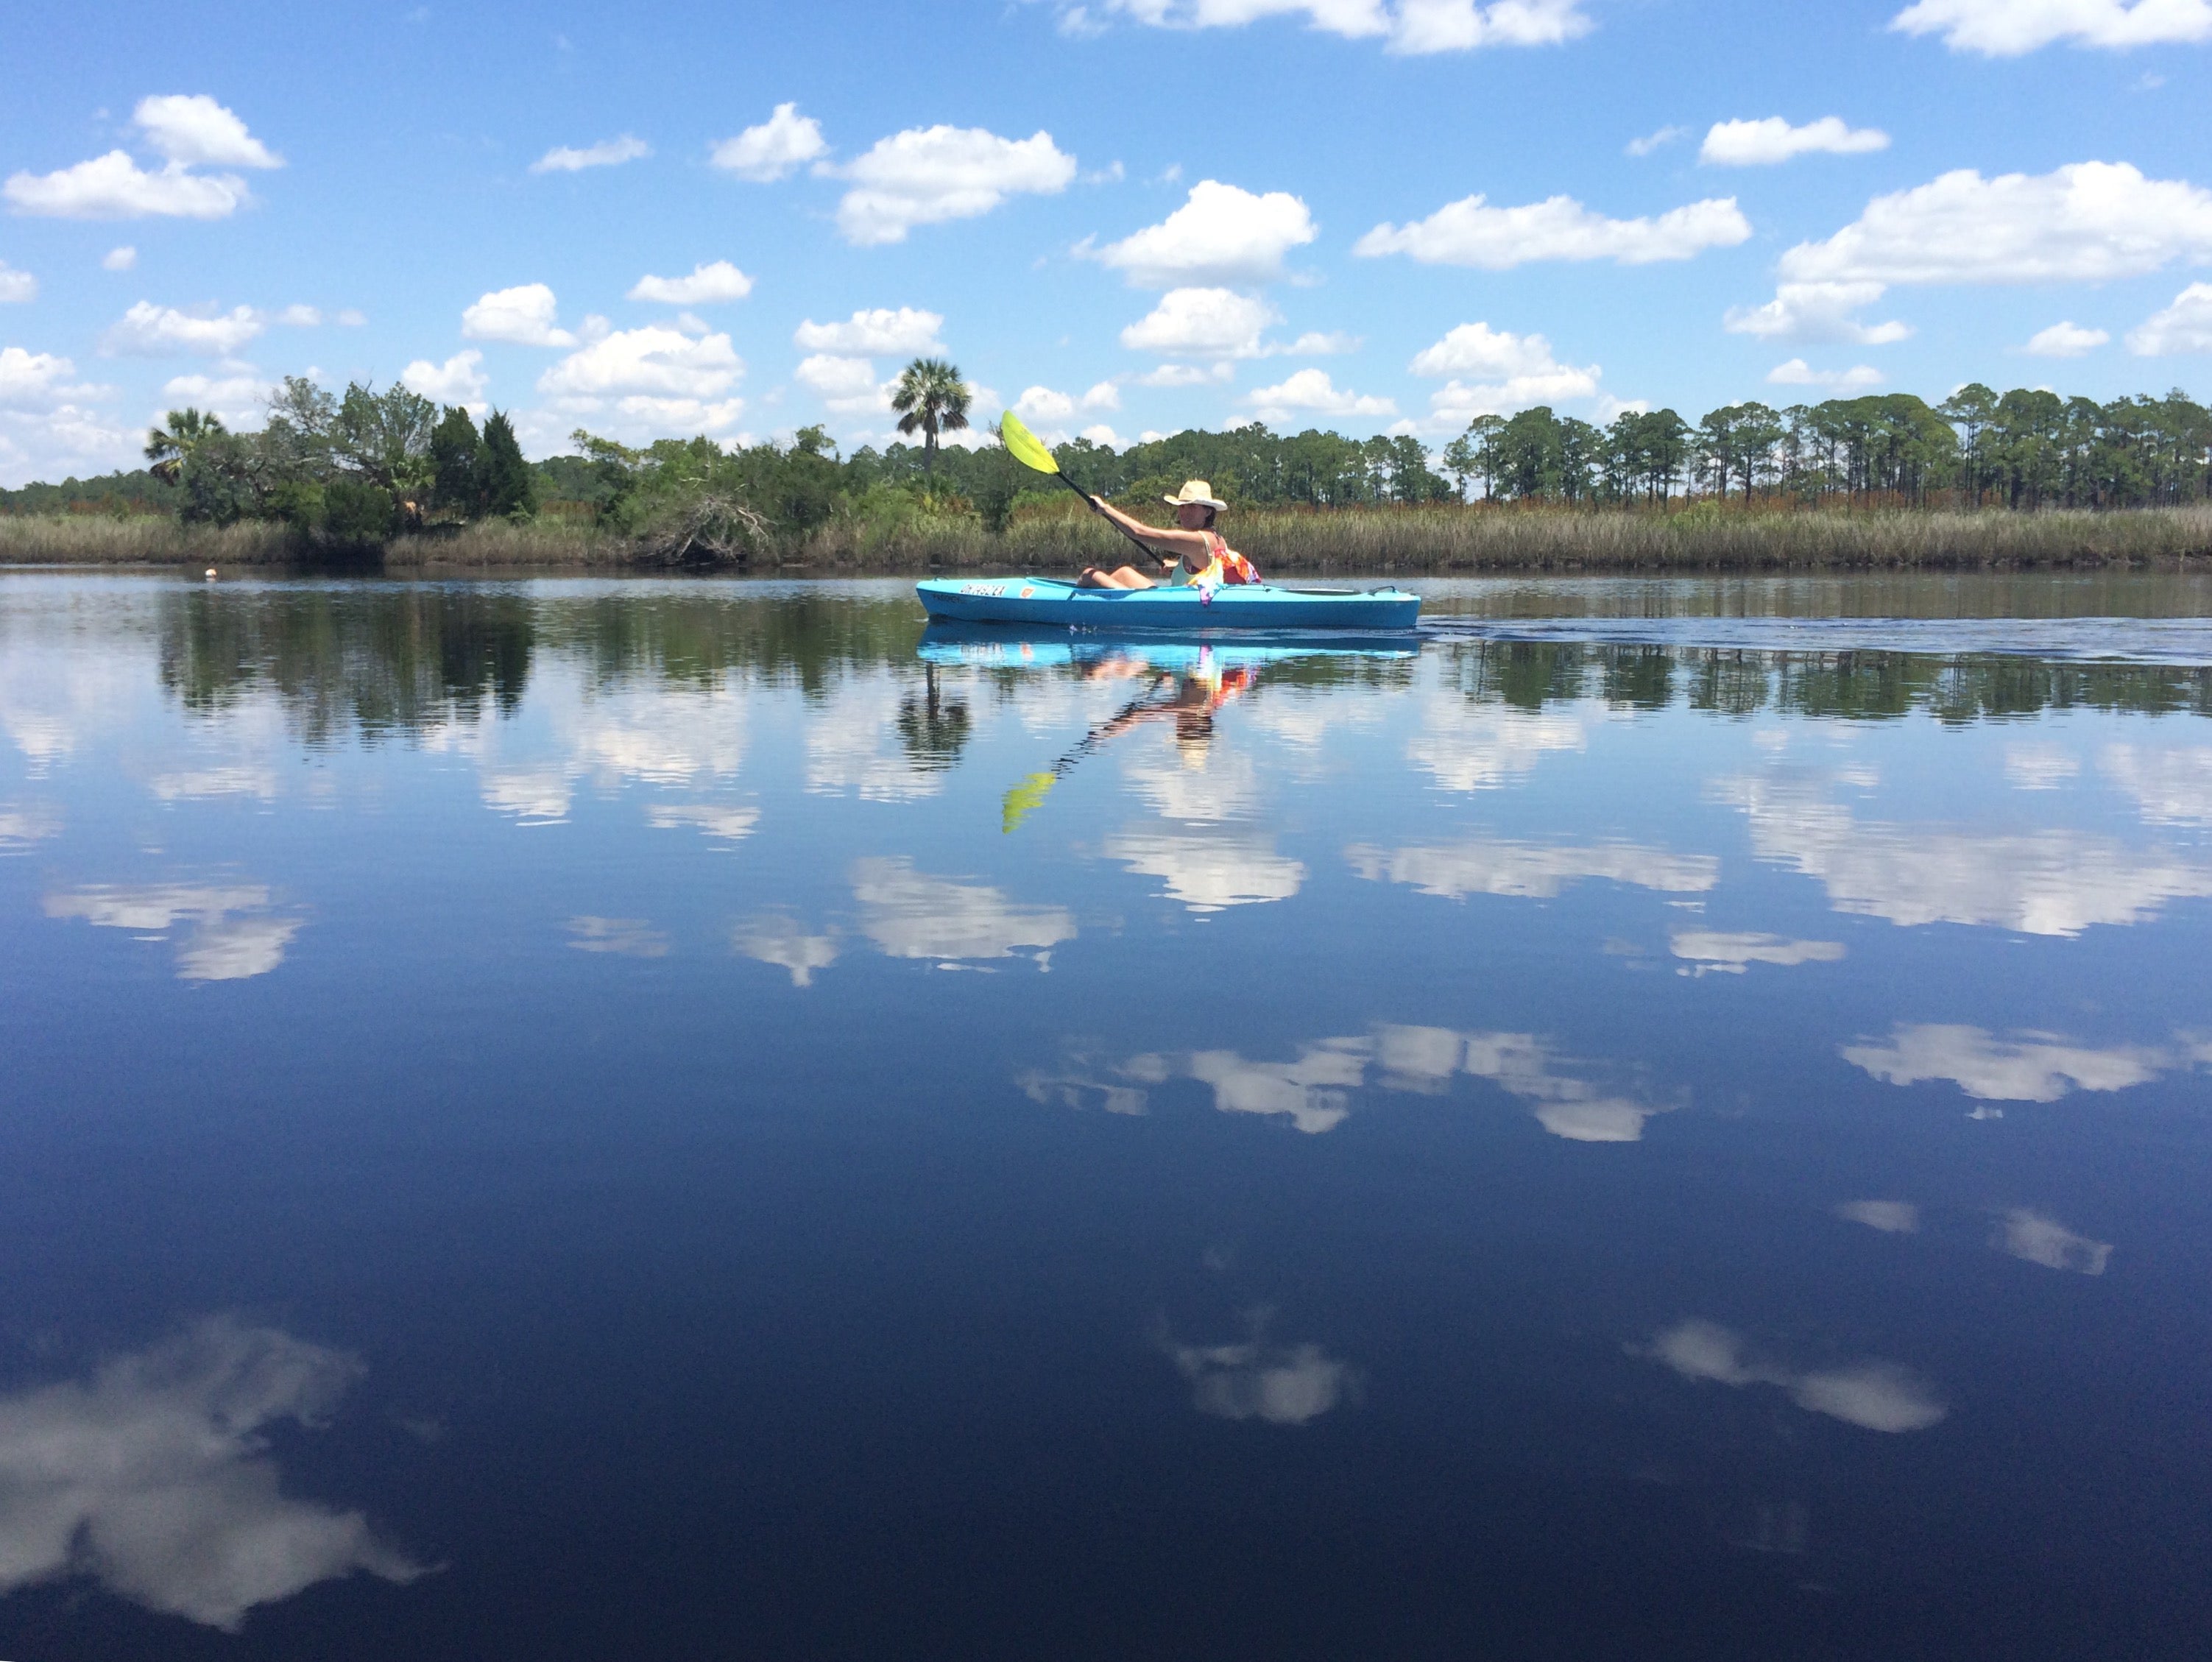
(144, 408, 227, 485)
(429, 405, 482, 517)
(479, 411, 537, 519)
(890, 358, 972, 479)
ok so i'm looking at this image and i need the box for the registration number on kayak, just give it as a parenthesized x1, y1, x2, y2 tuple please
(960, 583, 1006, 595)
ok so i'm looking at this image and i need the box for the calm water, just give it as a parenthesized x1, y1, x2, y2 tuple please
(1, 572, 2209, 1659)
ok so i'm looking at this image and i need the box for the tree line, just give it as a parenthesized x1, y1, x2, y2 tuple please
(3, 364, 2207, 551)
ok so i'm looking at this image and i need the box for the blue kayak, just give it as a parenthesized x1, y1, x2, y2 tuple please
(915, 575, 1420, 632)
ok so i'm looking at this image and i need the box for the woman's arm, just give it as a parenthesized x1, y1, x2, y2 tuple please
(1089, 497, 1212, 556)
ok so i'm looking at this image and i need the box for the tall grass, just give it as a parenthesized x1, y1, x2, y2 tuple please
(6, 501, 2209, 573)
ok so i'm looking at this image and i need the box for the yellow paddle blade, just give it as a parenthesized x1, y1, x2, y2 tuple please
(998, 411, 1060, 476)
(1001, 771, 1057, 833)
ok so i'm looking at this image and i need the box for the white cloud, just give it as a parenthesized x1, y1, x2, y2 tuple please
(1700, 116, 1890, 166)
(1133, 361, 1235, 387)
(1095, 0, 1594, 55)
(1842, 1023, 2169, 1102)
(1723, 280, 1912, 344)
(850, 856, 1075, 963)
(2100, 743, 2212, 824)
(1779, 162, 2212, 288)
(1642, 1319, 1947, 1432)
(400, 349, 487, 406)
(732, 914, 840, 987)
(1767, 358, 1884, 389)
(276, 303, 321, 327)
(1089, 179, 1317, 286)
(1625, 124, 1686, 157)
(1890, 0, 2212, 55)
(157, 371, 271, 426)
(102, 245, 136, 271)
(2006, 743, 2081, 790)
(1120, 286, 1282, 360)
(1669, 930, 1845, 975)
(1836, 1199, 1921, 1233)
(1245, 367, 1395, 422)
(2127, 281, 2212, 354)
(101, 300, 264, 356)
(1410, 320, 1604, 423)
(793, 306, 946, 356)
(1401, 698, 1589, 791)
(710, 102, 827, 182)
(0, 261, 36, 304)
(795, 353, 890, 412)
(336, 308, 366, 326)
(1993, 1209, 2113, 1273)
(1107, 825, 1306, 911)
(1163, 1325, 1350, 1425)
(0, 1317, 423, 1630)
(830, 125, 1075, 246)
(4, 152, 252, 220)
(530, 134, 651, 174)
(1715, 771, 2212, 935)
(461, 282, 576, 347)
(646, 803, 760, 844)
(627, 261, 753, 306)
(1014, 381, 1123, 424)
(537, 327, 744, 428)
(43, 883, 304, 981)
(2021, 319, 2109, 357)
(1347, 838, 1717, 899)
(1355, 191, 1750, 267)
(132, 95, 282, 169)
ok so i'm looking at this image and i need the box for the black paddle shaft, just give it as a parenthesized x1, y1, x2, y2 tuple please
(1056, 472, 1171, 569)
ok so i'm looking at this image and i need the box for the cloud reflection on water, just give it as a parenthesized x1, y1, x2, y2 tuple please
(1640, 1318, 1946, 1433)
(1840, 1023, 2186, 1103)
(43, 883, 305, 981)
(732, 913, 841, 986)
(851, 857, 1075, 965)
(1669, 931, 1845, 975)
(1107, 824, 1307, 913)
(1994, 1209, 2113, 1275)
(1160, 1317, 1353, 1426)
(0, 1318, 424, 1631)
(1345, 838, 1717, 901)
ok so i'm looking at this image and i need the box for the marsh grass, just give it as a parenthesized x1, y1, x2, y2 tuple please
(7, 501, 2209, 573)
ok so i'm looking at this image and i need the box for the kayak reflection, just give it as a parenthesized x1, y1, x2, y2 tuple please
(917, 626, 1416, 831)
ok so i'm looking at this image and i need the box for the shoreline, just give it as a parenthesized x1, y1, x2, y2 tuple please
(3, 502, 2208, 576)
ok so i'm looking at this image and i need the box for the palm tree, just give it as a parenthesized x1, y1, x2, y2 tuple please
(144, 407, 227, 485)
(890, 358, 970, 479)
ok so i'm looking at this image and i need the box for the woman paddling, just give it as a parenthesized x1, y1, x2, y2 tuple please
(1076, 480, 1260, 590)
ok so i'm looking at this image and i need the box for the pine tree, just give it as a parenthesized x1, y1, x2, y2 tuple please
(429, 406, 481, 517)
(478, 410, 537, 519)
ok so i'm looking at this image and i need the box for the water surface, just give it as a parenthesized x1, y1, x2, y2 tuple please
(1, 573, 2208, 1659)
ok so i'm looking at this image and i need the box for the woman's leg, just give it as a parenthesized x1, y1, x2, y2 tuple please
(1076, 566, 1154, 589)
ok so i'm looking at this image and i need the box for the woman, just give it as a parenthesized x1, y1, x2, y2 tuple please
(1076, 480, 1260, 589)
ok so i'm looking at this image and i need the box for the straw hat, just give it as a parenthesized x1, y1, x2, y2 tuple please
(1162, 479, 1227, 511)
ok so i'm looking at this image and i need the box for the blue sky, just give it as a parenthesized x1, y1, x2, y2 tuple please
(1, 0, 2208, 484)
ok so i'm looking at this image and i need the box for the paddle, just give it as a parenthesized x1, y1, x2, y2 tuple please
(1001, 675, 1173, 832)
(998, 410, 1171, 571)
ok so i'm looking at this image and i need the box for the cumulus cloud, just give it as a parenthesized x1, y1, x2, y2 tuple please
(102, 246, 136, 271)
(793, 306, 946, 356)
(1356, 190, 1749, 267)
(829, 125, 1075, 245)
(530, 134, 650, 174)
(795, 353, 891, 412)
(1767, 358, 1884, 389)
(1625, 124, 1687, 157)
(710, 102, 828, 182)
(4, 96, 278, 220)
(626, 260, 752, 305)
(1093, 0, 1594, 55)
(157, 370, 271, 426)
(2024, 319, 2110, 356)
(2127, 281, 2212, 354)
(133, 95, 283, 169)
(1410, 320, 1605, 423)
(1120, 286, 1282, 361)
(537, 325, 745, 431)
(1106, 824, 1307, 911)
(2100, 743, 2212, 824)
(400, 349, 487, 406)
(462, 283, 576, 347)
(1842, 1022, 2172, 1102)
(850, 856, 1075, 963)
(1890, 0, 2212, 55)
(1993, 1209, 2113, 1273)
(0, 1317, 423, 1630)
(0, 262, 35, 303)
(732, 913, 841, 987)
(1088, 179, 1318, 286)
(1162, 1321, 1351, 1425)
(1245, 367, 1395, 422)
(1780, 161, 2212, 287)
(1014, 381, 1122, 425)
(1723, 280, 1912, 344)
(1700, 116, 1890, 166)
(43, 883, 304, 981)
(1641, 1318, 1946, 1432)
(100, 300, 264, 356)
